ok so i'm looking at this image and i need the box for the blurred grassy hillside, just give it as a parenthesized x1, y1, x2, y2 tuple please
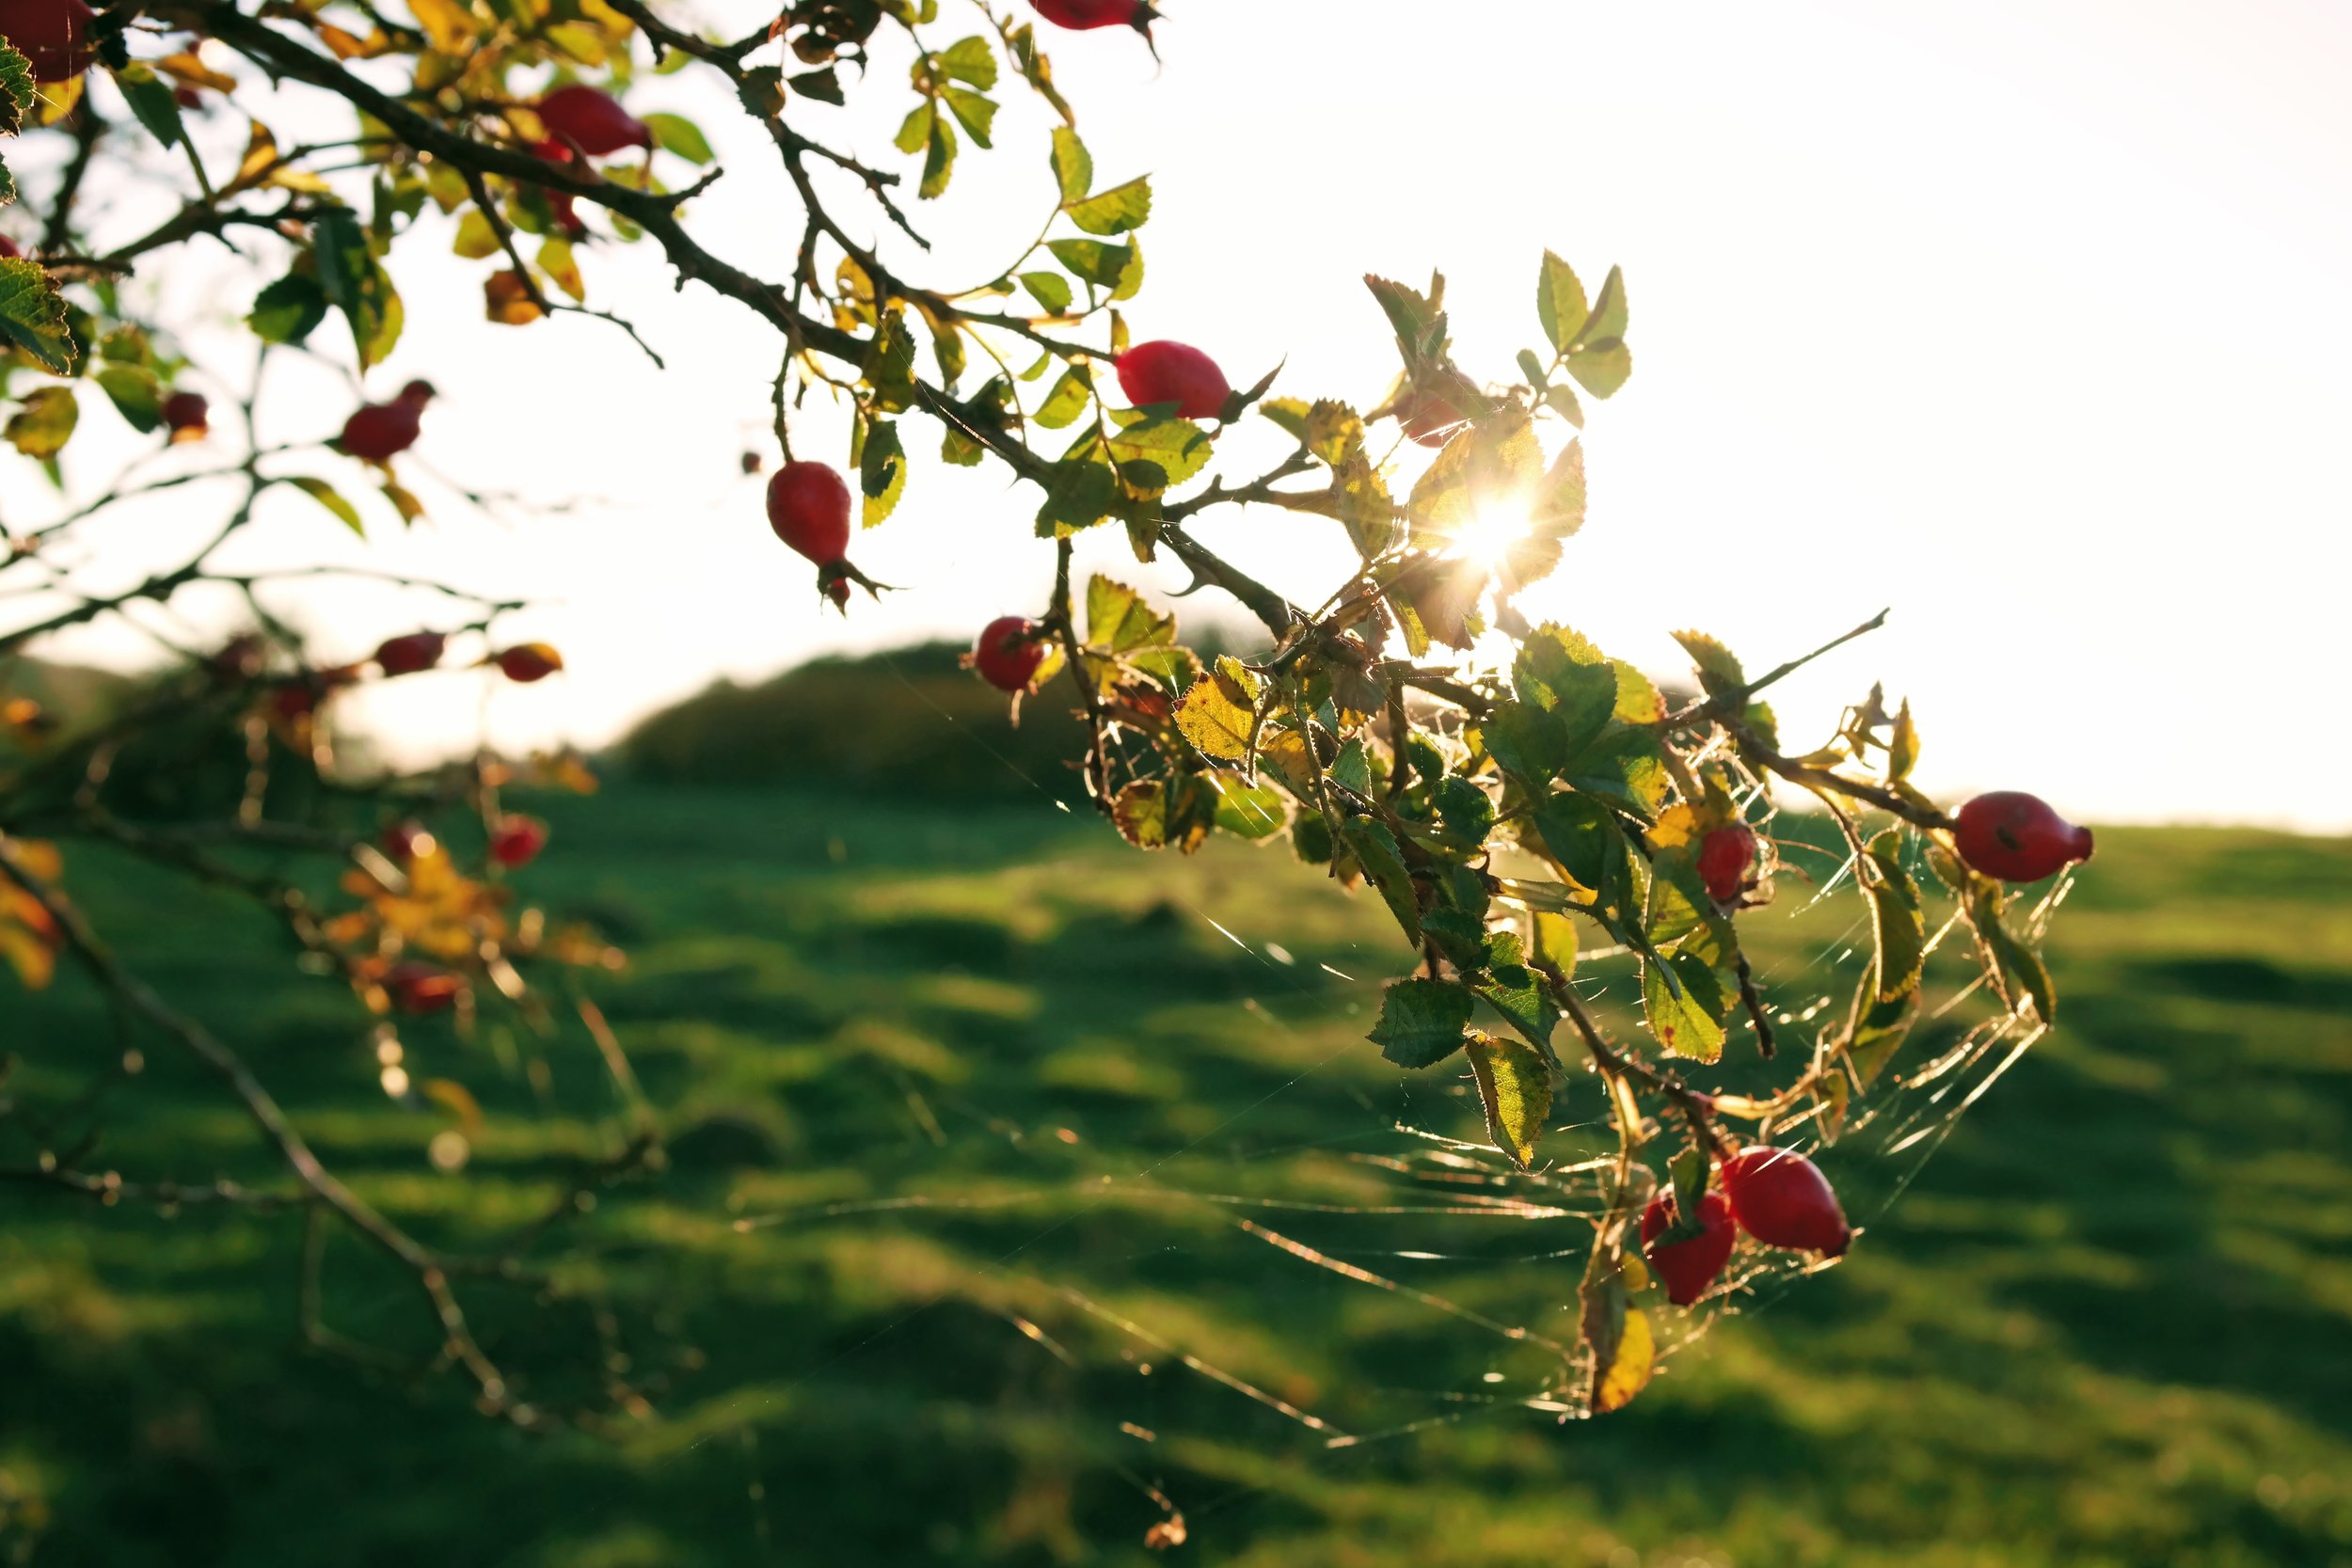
(1, 775, 2348, 1566)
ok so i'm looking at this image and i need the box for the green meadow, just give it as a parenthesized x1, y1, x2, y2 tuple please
(3, 773, 2348, 1566)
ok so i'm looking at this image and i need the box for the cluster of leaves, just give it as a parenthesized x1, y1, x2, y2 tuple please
(0, 0, 2072, 1433)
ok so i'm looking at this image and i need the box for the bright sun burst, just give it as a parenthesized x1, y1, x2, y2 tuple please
(1450, 499, 1537, 567)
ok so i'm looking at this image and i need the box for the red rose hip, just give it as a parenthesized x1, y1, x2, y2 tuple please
(1954, 791, 2094, 883)
(373, 631, 447, 677)
(1696, 823, 1757, 904)
(494, 643, 564, 683)
(488, 815, 548, 869)
(384, 960, 464, 1015)
(382, 820, 436, 865)
(1641, 1187, 1737, 1307)
(972, 616, 1049, 693)
(1032, 0, 1156, 34)
(535, 84, 653, 157)
(0, 0, 94, 83)
(767, 461, 853, 564)
(1116, 341, 1233, 421)
(1722, 1146, 1851, 1257)
(340, 381, 435, 463)
(162, 390, 210, 440)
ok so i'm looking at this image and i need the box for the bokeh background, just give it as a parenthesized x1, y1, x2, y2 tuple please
(5, 3, 2351, 1564)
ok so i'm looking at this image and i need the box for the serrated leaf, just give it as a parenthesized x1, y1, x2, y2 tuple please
(1594, 1305, 1654, 1414)
(1672, 629, 1747, 699)
(1643, 951, 1726, 1062)
(789, 67, 843, 105)
(920, 115, 958, 200)
(1565, 341, 1632, 399)
(0, 259, 72, 372)
(1536, 250, 1589, 354)
(1514, 625, 1619, 759)
(1034, 365, 1091, 430)
(1020, 271, 1072, 315)
(1467, 1032, 1552, 1170)
(288, 475, 364, 536)
(1565, 724, 1672, 820)
(1862, 830, 1926, 1002)
(113, 64, 188, 153)
(1065, 175, 1151, 236)
(1469, 931, 1557, 1053)
(1371, 978, 1473, 1068)
(0, 42, 32, 136)
(1532, 910, 1579, 976)
(4, 385, 75, 457)
(1106, 413, 1211, 493)
(1339, 816, 1422, 946)
(1086, 576, 1175, 655)
(1173, 657, 1263, 762)
(1984, 914, 2057, 1023)
(942, 87, 996, 149)
(1577, 263, 1629, 347)
(640, 112, 713, 165)
(406, 0, 481, 53)
(1204, 771, 1287, 840)
(938, 34, 998, 88)
(1049, 126, 1091, 203)
(1843, 960, 1918, 1087)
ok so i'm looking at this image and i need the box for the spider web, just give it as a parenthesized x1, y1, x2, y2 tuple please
(643, 639, 2072, 1554)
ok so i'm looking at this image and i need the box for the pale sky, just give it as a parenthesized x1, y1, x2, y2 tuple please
(13, 0, 2352, 830)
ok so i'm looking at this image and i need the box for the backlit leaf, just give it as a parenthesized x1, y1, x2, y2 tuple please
(1467, 1032, 1551, 1170)
(1371, 978, 1473, 1069)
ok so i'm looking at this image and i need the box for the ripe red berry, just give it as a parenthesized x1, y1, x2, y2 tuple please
(373, 631, 446, 677)
(0, 0, 94, 83)
(162, 390, 210, 439)
(1696, 823, 1757, 904)
(1954, 791, 2094, 883)
(494, 643, 564, 684)
(973, 616, 1049, 693)
(0, 235, 21, 260)
(1032, 0, 1155, 34)
(528, 139, 589, 234)
(1116, 341, 1233, 421)
(488, 815, 548, 869)
(536, 84, 653, 158)
(382, 820, 436, 865)
(1722, 1146, 1852, 1258)
(340, 385, 433, 463)
(174, 84, 203, 110)
(767, 461, 853, 564)
(1641, 1187, 1738, 1307)
(384, 960, 464, 1015)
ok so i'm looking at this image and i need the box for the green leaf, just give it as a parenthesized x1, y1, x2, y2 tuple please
(1545, 382, 1585, 427)
(1327, 736, 1372, 800)
(1049, 127, 1092, 203)
(1258, 396, 1311, 440)
(1046, 238, 1141, 299)
(1672, 629, 1747, 700)
(0, 258, 72, 372)
(1105, 413, 1211, 493)
(920, 115, 958, 200)
(1862, 830, 1926, 1001)
(1532, 791, 1629, 907)
(1466, 1032, 1552, 1170)
(1536, 250, 1589, 355)
(1436, 775, 1496, 848)
(1086, 575, 1175, 655)
(1484, 700, 1565, 786)
(1564, 724, 1672, 820)
(313, 212, 403, 369)
(942, 87, 997, 150)
(1469, 931, 1557, 1053)
(1532, 910, 1579, 976)
(1513, 624, 1618, 760)
(640, 113, 714, 166)
(1842, 961, 1919, 1087)
(857, 417, 907, 527)
(1204, 771, 1288, 840)
(1020, 271, 1072, 315)
(1112, 779, 1211, 853)
(1370, 978, 1474, 1069)
(1644, 951, 1727, 1062)
(1984, 914, 2057, 1023)
(1033, 454, 1120, 536)
(1339, 816, 1422, 945)
(1577, 263, 1629, 346)
(1065, 176, 1151, 236)
(1034, 365, 1092, 430)
(4, 385, 76, 458)
(789, 68, 844, 105)
(937, 35, 999, 88)
(1888, 698, 1919, 781)
(247, 272, 329, 347)
(0, 42, 33, 136)
(894, 101, 934, 156)
(1408, 410, 1542, 544)
(1565, 341, 1632, 399)
(113, 64, 187, 153)
(94, 364, 162, 434)
(287, 475, 364, 536)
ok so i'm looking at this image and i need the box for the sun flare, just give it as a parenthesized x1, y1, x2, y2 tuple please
(1450, 499, 1537, 567)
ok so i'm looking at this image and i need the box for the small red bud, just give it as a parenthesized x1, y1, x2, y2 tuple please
(373, 631, 447, 677)
(493, 643, 564, 684)
(488, 815, 548, 869)
(162, 389, 210, 441)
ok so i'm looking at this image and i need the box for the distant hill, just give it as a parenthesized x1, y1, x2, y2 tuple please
(616, 641, 1092, 803)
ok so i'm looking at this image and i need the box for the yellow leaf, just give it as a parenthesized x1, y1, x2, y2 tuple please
(1646, 802, 1700, 850)
(1173, 657, 1263, 763)
(1594, 1306, 1654, 1414)
(406, 0, 482, 55)
(156, 52, 239, 92)
(536, 236, 585, 302)
(420, 1077, 485, 1133)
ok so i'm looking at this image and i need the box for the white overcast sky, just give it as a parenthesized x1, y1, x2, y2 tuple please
(13, 0, 2352, 830)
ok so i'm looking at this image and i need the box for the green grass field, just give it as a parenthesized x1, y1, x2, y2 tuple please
(3, 786, 2348, 1567)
